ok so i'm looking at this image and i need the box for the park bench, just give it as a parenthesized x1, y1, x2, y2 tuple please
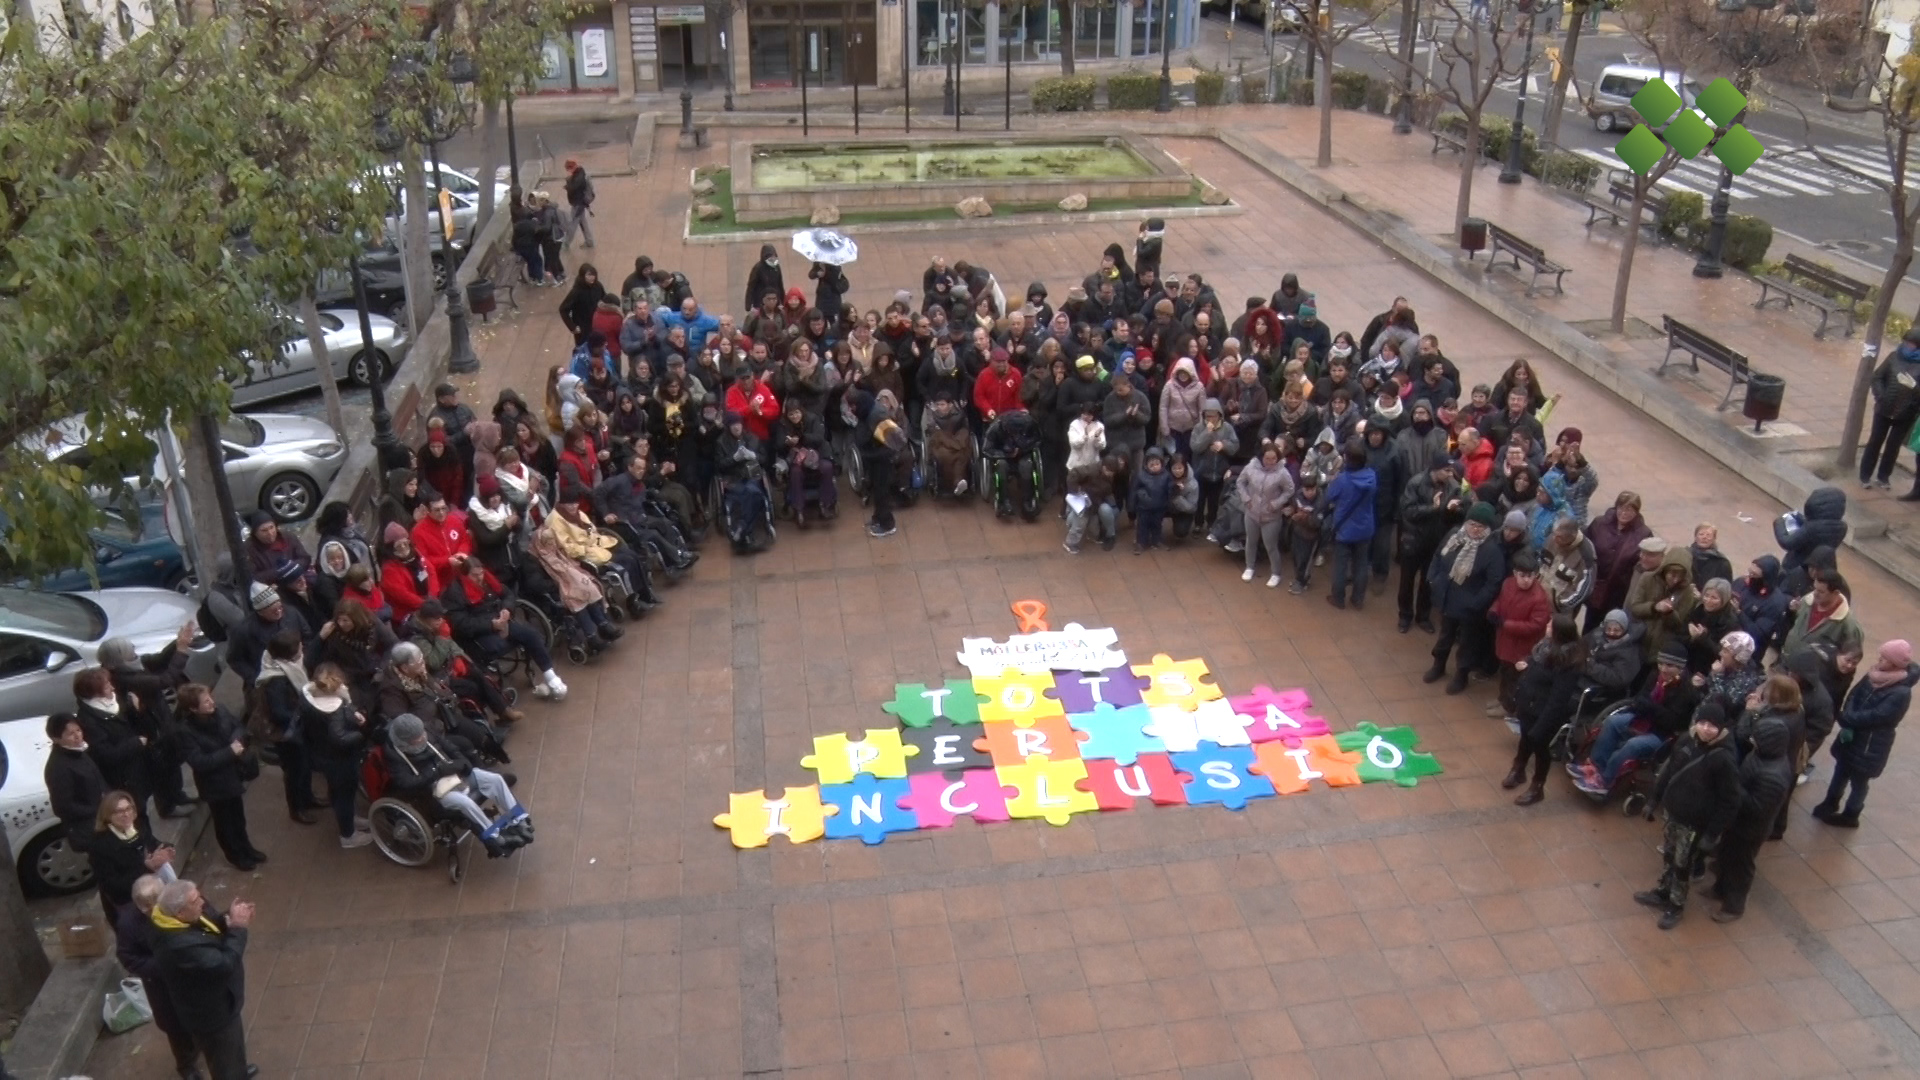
(1431, 127, 1468, 156)
(1658, 314, 1751, 411)
(1480, 222, 1569, 296)
(1754, 253, 1869, 339)
(1583, 181, 1670, 231)
(471, 244, 521, 323)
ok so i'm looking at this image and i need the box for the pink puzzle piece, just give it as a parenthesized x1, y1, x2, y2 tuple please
(898, 769, 1012, 828)
(1230, 685, 1331, 744)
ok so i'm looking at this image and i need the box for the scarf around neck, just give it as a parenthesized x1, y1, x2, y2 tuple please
(1442, 527, 1488, 584)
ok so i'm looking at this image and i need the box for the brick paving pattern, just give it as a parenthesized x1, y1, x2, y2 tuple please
(89, 106, 1920, 1079)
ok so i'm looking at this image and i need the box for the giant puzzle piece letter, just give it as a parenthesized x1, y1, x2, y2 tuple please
(713, 786, 834, 848)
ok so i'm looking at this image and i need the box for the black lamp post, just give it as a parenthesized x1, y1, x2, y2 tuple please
(1499, 0, 1537, 184)
(1156, 0, 1175, 112)
(1694, 0, 1773, 278)
(364, 116, 411, 469)
(942, 1, 958, 115)
(1393, 0, 1417, 134)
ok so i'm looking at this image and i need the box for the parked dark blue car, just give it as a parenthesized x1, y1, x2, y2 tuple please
(6, 500, 193, 594)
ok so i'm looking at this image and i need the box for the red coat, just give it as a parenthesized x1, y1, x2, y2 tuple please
(1460, 438, 1496, 488)
(1489, 579, 1554, 665)
(973, 366, 1024, 420)
(380, 556, 439, 626)
(725, 380, 781, 441)
(591, 305, 624, 345)
(410, 511, 473, 583)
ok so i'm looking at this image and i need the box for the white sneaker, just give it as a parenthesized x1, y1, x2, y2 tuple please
(543, 671, 569, 702)
(341, 829, 374, 849)
(1242, 568, 1255, 582)
(953, 479, 968, 496)
(530, 682, 554, 700)
(1267, 575, 1282, 588)
(1224, 540, 1245, 553)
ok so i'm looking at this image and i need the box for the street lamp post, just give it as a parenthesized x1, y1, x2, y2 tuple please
(1694, 0, 1761, 278)
(943, 0, 958, 115)
(1393, 0, 1418, 134)
(1156, 0, 1175, 112)
(1499, 0, 1537, 184)
(350, 253, 405, 469)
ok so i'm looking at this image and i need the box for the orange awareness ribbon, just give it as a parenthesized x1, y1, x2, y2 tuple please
(1010, 599, 1051, 633)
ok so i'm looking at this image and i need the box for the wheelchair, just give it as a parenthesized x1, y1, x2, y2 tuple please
(484, 595, 597, 689)
(587, 552, 653, 623)
(361, 746, 480, 883)
(774, 450, 838, 527)
(1555, 694, 1666, 817)
(712, 470, 778, 552)
(982, 448, 1044, 521)
(921, 425, 982, 502)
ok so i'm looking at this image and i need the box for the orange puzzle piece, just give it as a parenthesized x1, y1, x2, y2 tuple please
(974, 715, 1084, 767)
(1250, 736, 1363, 795)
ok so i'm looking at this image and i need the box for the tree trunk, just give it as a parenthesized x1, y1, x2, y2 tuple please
(401, 157, 434, 337)
(1060, 3, 1076, 75)
(0, 830, 50, 1021)
(1455, 110, 1482, 233)
(476, 99, 500, 238)
(178, 421, 231, 596)
(1611, 187, 1650, 333)
(299, 294, 348, 441)
(1316, 40, 1334, 166)
(1840, 238, 1914, 469)
(1541, 6, 1585, 147)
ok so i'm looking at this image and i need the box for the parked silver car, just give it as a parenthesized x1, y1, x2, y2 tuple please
(0, 586, 221, 726)
(374, 162, 510, 251)
(232, 308, 407, 409)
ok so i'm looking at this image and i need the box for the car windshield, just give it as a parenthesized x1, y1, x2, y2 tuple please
(0, 589, 107, 642)
(217, 416, 266, 448)
(435, 168, 480, 195)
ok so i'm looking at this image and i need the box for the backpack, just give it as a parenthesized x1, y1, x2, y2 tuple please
(243, 682, 276, 742)
(197, 595, 229, 643)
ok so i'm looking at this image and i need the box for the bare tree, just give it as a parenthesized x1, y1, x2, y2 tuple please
(1295, 0, 1398, 166)
(1603, 0, 1691, 332)
(1540, 0, 1595, 146)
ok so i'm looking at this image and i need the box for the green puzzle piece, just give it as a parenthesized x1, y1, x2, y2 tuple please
(1335, 723, 1444, 787)
(881, 680, 984, 727)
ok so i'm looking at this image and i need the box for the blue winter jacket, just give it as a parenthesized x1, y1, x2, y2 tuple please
(660, 305, 721, 355)
(1325, 464, 1378, 543)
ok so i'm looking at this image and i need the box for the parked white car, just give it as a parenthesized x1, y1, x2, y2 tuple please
(373, 162, 510, 251)
(0, 586, 221, 725)
(233, 308, 408, 410)
(0, 715, 92, 896)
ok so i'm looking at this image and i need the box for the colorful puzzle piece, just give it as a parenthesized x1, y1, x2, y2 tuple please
(1076, 753, 1190, 809)
(1048, 666, 1150, 713)
(800, 728, 919, 784)
(898, 769, 1012, 827)
(1169, 743, 1276, 810)
(1064, 702, 1160, 764)
(1142, 699, 1250, 753)
(1250, 736, 1365, 795)
(820, 774, 918, 844)
(999, 758, 1100, 825)
(902, 718, 996, 774)
(974, 715, 1084, 767)
(973, 668, 1066, 725)
(882, 680, 984, 727)
(1334, 723, 1445, 787)
(1230, 685, 1332, 744)
(1131, 654, 1222, 711)
(713, 786, 835, 848)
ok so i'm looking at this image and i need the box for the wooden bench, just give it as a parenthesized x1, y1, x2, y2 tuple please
(1431, 127, 1468, 156)
(471, 245, 520, 323)
(1477, 222, 1569, 296)
(1658, 314, 1752, 411)
(1754, 253, 1869, 339)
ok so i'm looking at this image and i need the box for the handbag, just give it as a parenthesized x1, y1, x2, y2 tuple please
(103, 978, 153, 1033)
(236, 745, 262, 783)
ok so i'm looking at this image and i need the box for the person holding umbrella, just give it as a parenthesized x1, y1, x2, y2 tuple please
(794, 228, 856, 327)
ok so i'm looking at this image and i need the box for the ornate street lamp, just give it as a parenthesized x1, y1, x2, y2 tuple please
(1499, 0, 1539, 184)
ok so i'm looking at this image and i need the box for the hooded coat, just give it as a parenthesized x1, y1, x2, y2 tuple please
(1781, 590, 1864, 661)
(1627, 548, 1699, 662)
(1775, 487, 1849, 575)
(1734, 556, 1790, 651)
(1870, 337, 1920, 419)
(1236, 456, 1296, 525)
(1650, 728, 1742, 837)
(744, 245, 784, 312)
(1586, 507, 1653, 617)
(1489, 577, 1554, 665)
(1583, 621, 1644, 696)
(1833, 662, 1919, 778)
(1730, 715, 1794, 840)
(1325, 460, 1378, 544)
(1159, 358, 1207, 437)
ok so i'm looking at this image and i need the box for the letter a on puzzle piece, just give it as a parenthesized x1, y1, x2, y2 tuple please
(898, 769, 1012, 827)
(1076, 752, 1191, 810)
(1334, 722, 1445, 787)
(801, 729, 920, 784)
(973, 669, 1065, 725)
(821, 774, 918, 844)
(713, 786, 835, 848)
(999, 759, 1100, 825)
(1047, 666, 1150, 713)
(1249, 736, 1365, 795)
(974, 715, 1084, 767)
(1229, 685, 1331, 743)
(1169, 743, 1276, 810)
(1130, 654, 1222, 711)
(881, 680, 984, 727)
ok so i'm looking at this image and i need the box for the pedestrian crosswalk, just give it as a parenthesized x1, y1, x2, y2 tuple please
(1571, 142, 1897, 201)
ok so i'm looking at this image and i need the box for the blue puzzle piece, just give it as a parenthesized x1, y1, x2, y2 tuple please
(1065, 702, 1161, 765)
(1169, 743, 1276, 810)
(821, 774, 918, 845)
(1048, 666, 1149, 713)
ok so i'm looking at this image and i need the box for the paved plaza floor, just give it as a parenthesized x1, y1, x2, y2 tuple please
(90, 106, 1920, 1078)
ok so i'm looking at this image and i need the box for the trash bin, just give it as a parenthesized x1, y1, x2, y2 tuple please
(1461, 217, 1488, 255)
(1744, 373, 1785, 427)
(466, 278, 496, 318)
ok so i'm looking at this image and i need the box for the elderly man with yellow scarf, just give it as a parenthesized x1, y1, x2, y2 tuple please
(148, 879, 259, 1080)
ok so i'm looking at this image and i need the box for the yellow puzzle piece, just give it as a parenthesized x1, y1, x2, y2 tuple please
(1130, 654, 1223, 711)
(999, 759, 1099, 825)
(713, 786, 834, 848)
(974, 668, 1066, 725)
(800, 729, 919, 784)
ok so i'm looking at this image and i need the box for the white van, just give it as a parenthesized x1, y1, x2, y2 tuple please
(1588, 64, 1703, 133)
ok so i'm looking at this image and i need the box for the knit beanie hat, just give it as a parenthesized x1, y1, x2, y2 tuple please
(1467, 502, 1497, 527)
(384, 521, 409, 545)
(389, 713, 426, 743)
(249, 583, 280, 611)
(1503, 509, 1528, 531)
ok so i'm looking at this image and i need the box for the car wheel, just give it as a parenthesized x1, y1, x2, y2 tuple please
(263, 471, 321, 523)
(1595, 112, 1615, 133)
(166, 569, 199, 595)
(431, 254, 450, 292)
(19, 829, 93, 897)
(346, 350, 392, 387)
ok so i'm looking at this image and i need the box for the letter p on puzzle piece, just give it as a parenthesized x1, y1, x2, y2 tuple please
(801, 729, 920, 784)
(714, 786, 834, 848)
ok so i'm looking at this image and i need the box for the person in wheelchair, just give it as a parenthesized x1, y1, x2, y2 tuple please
(529, 525, 629, 645)
(771, 398, 838, 526)
(716, 411, 776, 553)
(1572, 642, 1698, 796)
(592, 453, 698, 576)
(981, 406, 1044, 521)
(384, 713, 532, 860)
(1581, 610, 1644, 701)
(440, 555, 570, 702)
(375, 642, 511, 765)
(545, 502, 662, 611)
(926, 392, 975, 498)
(402, 600, 522, 724)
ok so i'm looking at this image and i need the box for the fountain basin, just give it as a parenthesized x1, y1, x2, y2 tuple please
(729, 132, 1193, 224)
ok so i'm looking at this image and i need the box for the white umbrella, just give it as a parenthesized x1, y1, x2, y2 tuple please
(792, 228, 858, 266)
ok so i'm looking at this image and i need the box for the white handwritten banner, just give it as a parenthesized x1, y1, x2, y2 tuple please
(957, 624, 1127, 677)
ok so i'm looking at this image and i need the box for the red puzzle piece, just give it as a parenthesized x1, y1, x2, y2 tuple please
(974, 715, 1085, 767)
(1076, 753, 1191, 810)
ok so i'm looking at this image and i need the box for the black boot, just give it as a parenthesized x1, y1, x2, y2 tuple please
(1422, 662, 1447, 684)
(1501, 757, 1527, 790)
(599, 623, 624, 641)
(1445, 671, 1470, 695)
